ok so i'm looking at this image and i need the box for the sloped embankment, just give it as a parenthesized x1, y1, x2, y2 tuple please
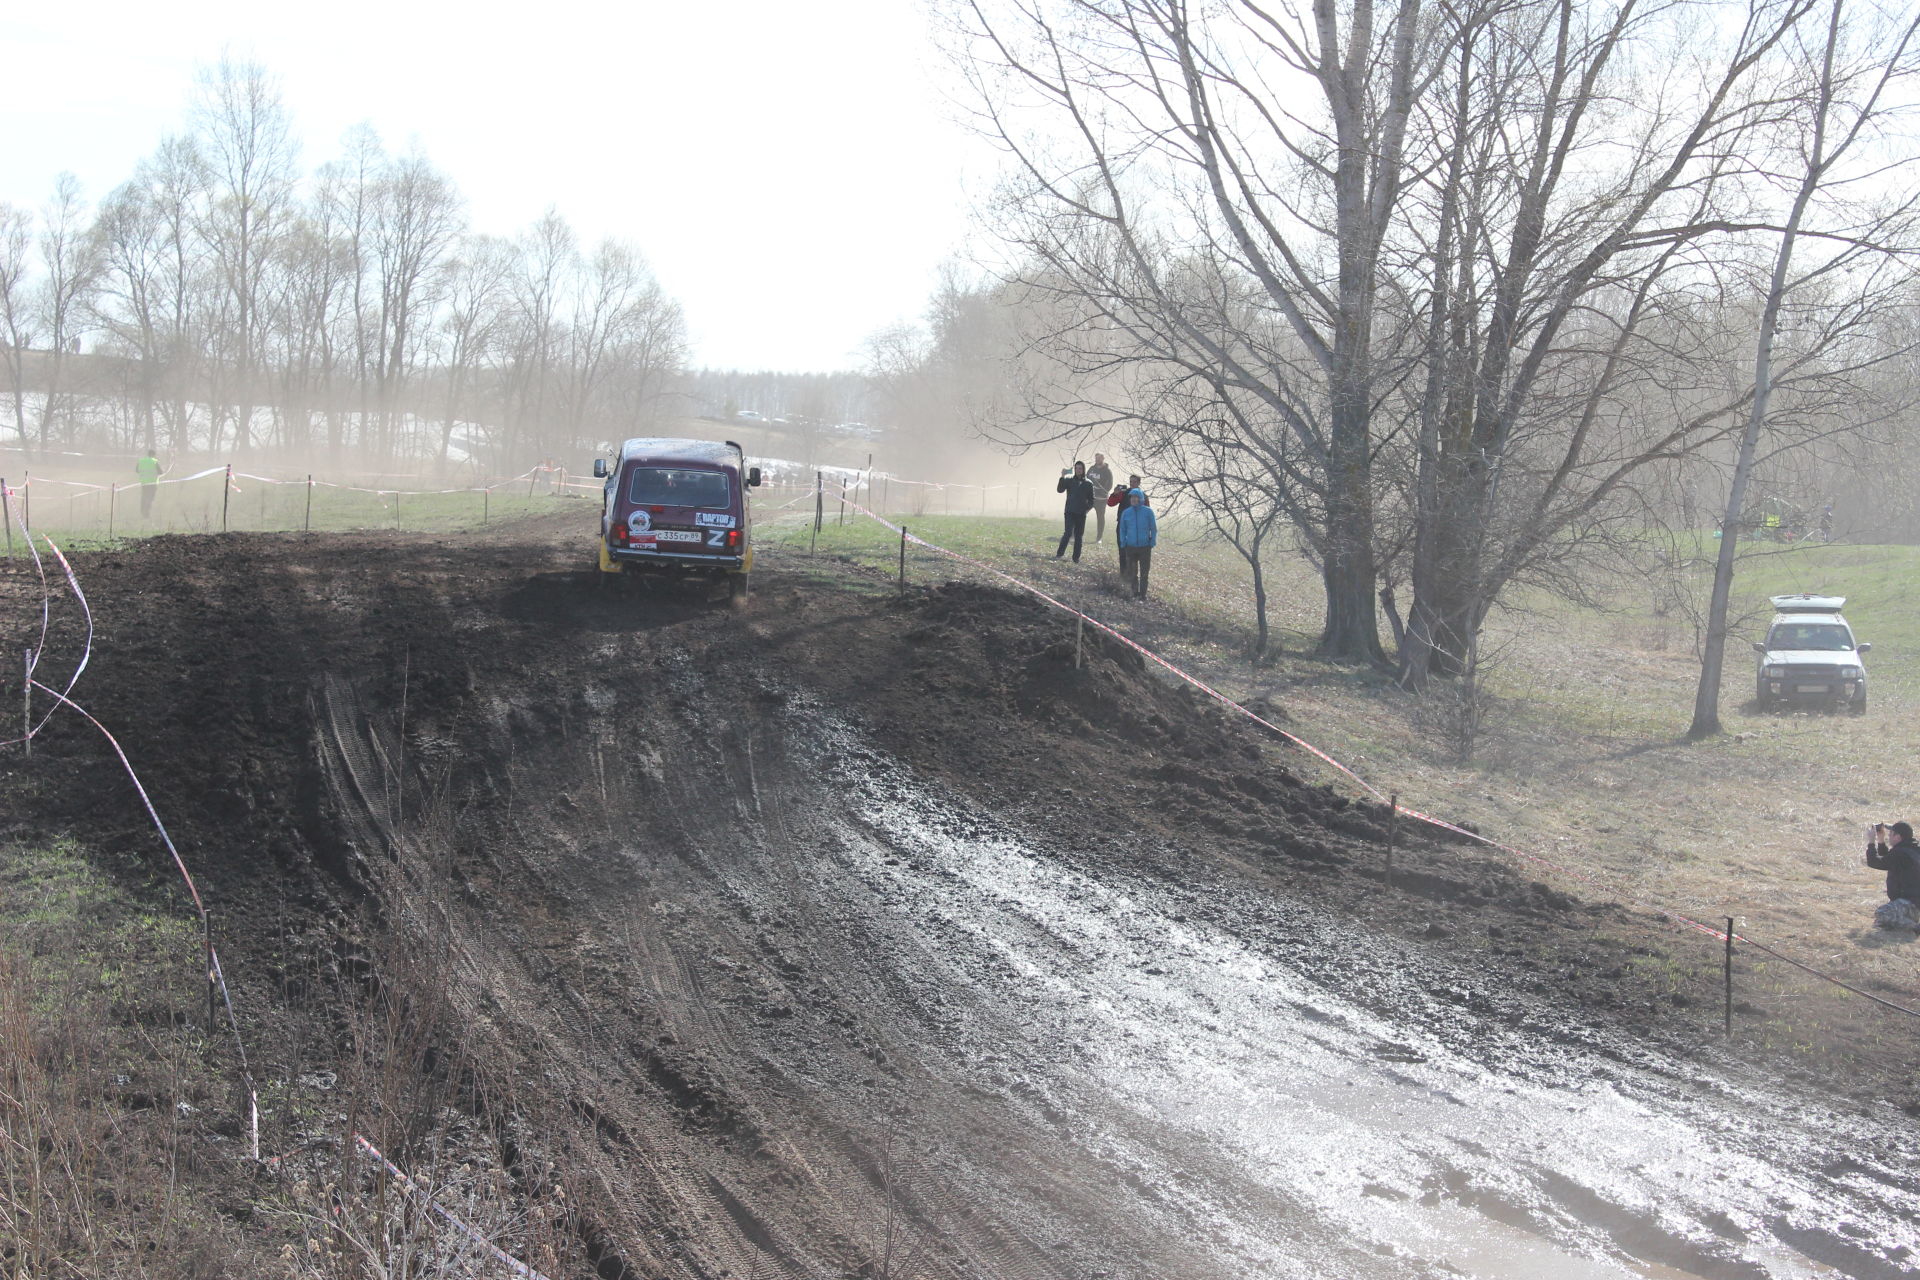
(3, 521, 1915, 1279)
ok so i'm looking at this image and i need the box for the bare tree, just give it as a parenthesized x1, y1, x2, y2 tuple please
(501, 210, 574, 462)
(193, 55, 297, 455)
(1139, 413, 1290, 659)
(370, 150, 464, 461)
(0, 204, 35, 453)
(35, 173, 97, 449)
(1388, 0, 1831, 689)
(90, 180, 168, 447)
(947, 0, 1440, 662)
(1689, 0, 1920, 737)
(434, 235, 513, 469)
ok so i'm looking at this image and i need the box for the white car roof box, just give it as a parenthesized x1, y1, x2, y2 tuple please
(1770, 593, 1845, 613)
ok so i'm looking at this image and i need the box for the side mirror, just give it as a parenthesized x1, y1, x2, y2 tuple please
(747, 466, 762, 488)
(592, 458, 608, 479)
(1857, 642, 1871, 654)
(1751, 640, 1767, 654)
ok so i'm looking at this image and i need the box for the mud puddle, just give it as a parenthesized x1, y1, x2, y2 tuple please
(797, 710, 1911, 1279)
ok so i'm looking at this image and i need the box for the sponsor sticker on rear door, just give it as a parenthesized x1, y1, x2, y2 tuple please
(696, 512, 736, 528)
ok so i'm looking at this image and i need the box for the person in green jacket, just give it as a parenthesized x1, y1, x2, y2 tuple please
(135, 451, 165, 519)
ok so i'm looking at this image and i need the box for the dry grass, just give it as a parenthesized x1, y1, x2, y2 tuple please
(0, 827, 572, 1280)
(0, 841, 277, 1279)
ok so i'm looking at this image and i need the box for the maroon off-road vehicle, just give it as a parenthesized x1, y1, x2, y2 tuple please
(593, 438, 762, 602)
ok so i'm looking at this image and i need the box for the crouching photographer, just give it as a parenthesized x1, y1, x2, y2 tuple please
(1865, 821, 1920, 931)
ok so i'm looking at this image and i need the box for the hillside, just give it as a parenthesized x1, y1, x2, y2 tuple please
(1, 511, 1915, 1279)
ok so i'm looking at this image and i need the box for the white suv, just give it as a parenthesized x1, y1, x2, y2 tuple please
(1752, 594, 1870, 714)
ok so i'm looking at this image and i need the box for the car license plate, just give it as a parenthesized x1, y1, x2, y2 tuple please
(1796, 683, 1827, 693)
(654, 530, 700, 542)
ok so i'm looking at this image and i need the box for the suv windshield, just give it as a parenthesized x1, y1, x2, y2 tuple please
(1768, 622, 1852, 651)
(627, 467, 729, 509)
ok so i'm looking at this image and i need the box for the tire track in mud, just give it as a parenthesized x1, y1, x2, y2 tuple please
(12, 526, 1917, 1279)
(292, 569, 1920, 1280)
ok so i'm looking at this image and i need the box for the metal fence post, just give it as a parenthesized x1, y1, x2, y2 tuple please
(1724, 918, 1735, 1037)
(108, 483, 116, 538)
(1386, 794, 1399, 891)
(221, 464, 231, 532)
(22, 649, 31, 756)
(1075, 616, 1084, 668)
(898, 525, 907, 590)
(305, 475, 313, 532)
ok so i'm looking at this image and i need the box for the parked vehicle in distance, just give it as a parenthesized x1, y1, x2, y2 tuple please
(1752, 594, 1870, 714)
(592, 438, 762, 603)
(734, 410, 765, 422)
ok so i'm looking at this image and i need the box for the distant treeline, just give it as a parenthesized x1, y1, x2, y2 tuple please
(0, 58, 687, 472)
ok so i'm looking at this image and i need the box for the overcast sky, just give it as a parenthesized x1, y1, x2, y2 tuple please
(0, 0, 997, 373)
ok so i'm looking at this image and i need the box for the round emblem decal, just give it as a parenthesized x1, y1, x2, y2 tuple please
(626, 509, 653, 534)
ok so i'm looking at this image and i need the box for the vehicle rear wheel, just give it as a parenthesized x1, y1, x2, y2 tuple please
(1850, 690, 1867, 716)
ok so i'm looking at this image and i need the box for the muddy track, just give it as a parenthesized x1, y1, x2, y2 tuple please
(2, 514, 1915, 1279)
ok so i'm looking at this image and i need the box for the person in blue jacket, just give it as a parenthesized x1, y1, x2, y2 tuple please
(1116, 488, 1157, 599)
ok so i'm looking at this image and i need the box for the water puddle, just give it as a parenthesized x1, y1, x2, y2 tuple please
(808, 724, 1889, 1279)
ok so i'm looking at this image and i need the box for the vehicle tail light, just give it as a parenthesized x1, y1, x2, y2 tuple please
(726, 529, 741, 550)
(611, 523, 628, 546)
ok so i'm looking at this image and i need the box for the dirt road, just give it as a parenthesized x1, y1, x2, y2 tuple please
(4, 513, 1914, 1278)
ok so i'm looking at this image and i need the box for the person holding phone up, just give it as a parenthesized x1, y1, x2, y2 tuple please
(1866, 821, 1920, 931)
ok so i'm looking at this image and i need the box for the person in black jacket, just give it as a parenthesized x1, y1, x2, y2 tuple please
(1055, 461, 1097, 562)
(1866, 821, 1920, 930)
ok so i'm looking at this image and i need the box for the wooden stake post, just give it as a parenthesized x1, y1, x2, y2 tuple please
(811, 471, 823, 556)
(898, 525, 907, 591)
(1724, 918, 1735, 1037)
(1386, 794, 1398, 891)
(221, 464, 232, 532)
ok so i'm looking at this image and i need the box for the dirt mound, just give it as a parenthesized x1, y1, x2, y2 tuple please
(4, 518, 1914, 1279)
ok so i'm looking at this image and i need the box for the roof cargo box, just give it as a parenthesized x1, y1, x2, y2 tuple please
(1769, 594, 1845, 614)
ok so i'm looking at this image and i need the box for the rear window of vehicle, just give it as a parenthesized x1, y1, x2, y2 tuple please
(1768, 621, 1853, 651)
(626, 467, 729, 509)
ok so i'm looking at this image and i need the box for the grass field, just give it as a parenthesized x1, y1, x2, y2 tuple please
(777, 502, 1920, 1064)
(1, 472, 583, 551)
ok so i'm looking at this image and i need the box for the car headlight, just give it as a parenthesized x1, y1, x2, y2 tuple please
(1841, 665, 1861, 677)
(1765, 665, 1785, 678)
